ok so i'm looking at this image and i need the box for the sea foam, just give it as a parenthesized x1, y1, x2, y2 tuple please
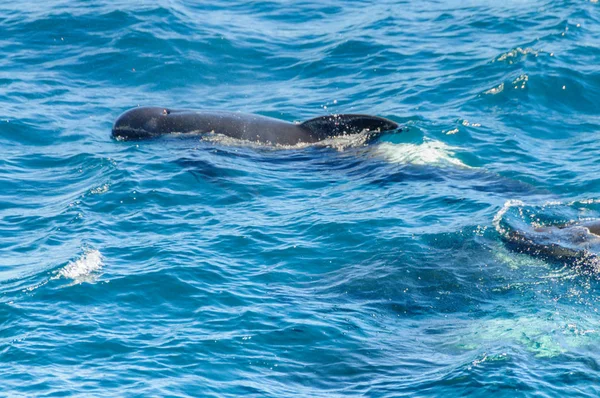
(374, 139, 470, 167)
(56, 249, 104, 283)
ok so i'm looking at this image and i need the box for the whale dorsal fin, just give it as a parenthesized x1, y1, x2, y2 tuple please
(300, 114, 399, 140)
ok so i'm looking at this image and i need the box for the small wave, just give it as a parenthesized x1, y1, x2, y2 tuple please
(512, 74, 529, 89)
(374, 139, 470, 167)
(485, 74, 529, 96)
(54, 249, 104, 283)
(90, 184, 109, 194)
(493, 199, 526, 236)
(485, 83, 504, 95)
(494, 47, 540, 63)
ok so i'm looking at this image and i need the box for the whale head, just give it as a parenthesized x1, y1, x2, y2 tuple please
(112, 107, 175, 140)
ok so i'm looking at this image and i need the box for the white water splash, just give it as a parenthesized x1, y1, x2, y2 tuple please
(493, 199, 526, 236)
(55, 249, 104, 283)
(90, 184, 109, 194)
(485, 82, 504, 95)
(201, 130, 376, 151)
(495, 47, 540, 63)
(374, 139, 470, 167)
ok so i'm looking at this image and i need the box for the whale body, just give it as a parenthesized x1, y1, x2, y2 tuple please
(112, 107, 399, 145)
(502, 220, 600, 270)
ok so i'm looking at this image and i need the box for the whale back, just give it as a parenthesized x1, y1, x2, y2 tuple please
(112, 107, 303, 143)
(112, 107, 399, 144)
(301, 114, 399, 141)
(583, 221, 600, 236)
(502, 224, 600, 271)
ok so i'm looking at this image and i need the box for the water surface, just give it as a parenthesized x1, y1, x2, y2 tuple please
(1, 1, 600, 396)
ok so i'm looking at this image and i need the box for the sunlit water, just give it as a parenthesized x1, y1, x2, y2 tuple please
(1, 1, 600, 396)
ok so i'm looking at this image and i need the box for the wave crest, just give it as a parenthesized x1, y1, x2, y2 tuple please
(55, 249, 104, 283)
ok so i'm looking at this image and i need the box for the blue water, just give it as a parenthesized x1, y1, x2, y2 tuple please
(2, 0, 600, 396)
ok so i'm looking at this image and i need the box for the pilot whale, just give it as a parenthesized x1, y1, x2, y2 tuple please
(502, 220, 600, 270)
(112, 107, 399, 145)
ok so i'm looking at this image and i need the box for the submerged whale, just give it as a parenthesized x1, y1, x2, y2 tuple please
(502, 220, 600, 270)
(112, 107, 399, 145)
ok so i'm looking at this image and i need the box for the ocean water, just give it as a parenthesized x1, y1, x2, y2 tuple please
(1, 0, 600, 396)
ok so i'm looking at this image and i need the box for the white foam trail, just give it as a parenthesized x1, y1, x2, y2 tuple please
(201, 131, 374, 151)
(56, 249, 104, 283)
(374, 139, 470, 167)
